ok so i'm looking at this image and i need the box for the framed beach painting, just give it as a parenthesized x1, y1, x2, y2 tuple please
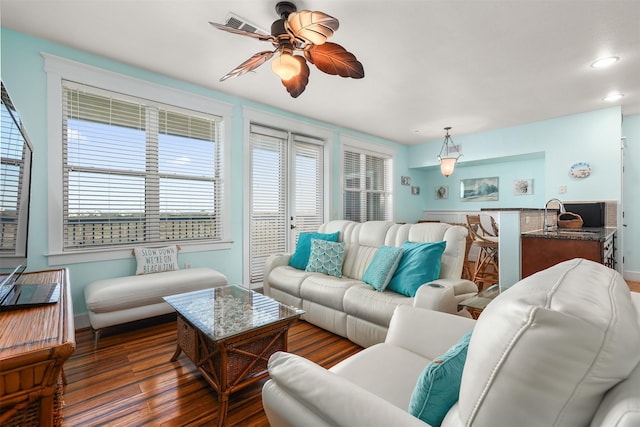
(460, 177, 499, 202)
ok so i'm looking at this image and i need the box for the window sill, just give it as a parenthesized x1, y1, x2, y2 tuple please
(47, 240, 233, 266)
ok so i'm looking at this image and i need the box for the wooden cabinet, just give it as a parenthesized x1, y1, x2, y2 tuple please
(521, 231, 615, 278)
(0, 269, 75, 427)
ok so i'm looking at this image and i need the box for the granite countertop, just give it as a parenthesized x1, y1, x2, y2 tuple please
(521, 227, 616, 242)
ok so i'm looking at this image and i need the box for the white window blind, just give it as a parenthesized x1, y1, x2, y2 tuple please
(293, 135, 325, 234)
(62, 81, 224, 249)
(249, 124, 287, 283)
(343, 146, 392, 222)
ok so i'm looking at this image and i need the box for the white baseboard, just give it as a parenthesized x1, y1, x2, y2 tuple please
(623, 270, 640, 282)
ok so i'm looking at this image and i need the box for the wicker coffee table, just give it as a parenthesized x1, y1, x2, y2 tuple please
(164, 285, 304, 427)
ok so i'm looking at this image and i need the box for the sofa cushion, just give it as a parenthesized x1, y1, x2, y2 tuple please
(133, 245, 179, 275)
(305, 239, 345, 278)
(289, 231, 339, 270)
(362, 245, 404, 291)
(330, 343, 431, 410)
(387, 241, 446, 297)
(343, 283, 413, 327)
(458, 258, 640, 426)
(408, 330, 472, 427)
(84, 267, 227, 313)
(300, 274, 361, 311)
(268, 265, 318, 298)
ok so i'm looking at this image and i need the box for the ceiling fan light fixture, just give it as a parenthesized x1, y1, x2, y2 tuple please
(271, 52, 301, 80)
(437, 127, 462, 177)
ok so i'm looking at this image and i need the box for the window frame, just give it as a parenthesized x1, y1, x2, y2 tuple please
(44, 54, 233, 265)
(340, 135, 395, 222)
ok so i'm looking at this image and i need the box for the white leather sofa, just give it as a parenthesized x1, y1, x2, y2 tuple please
(262, 258, 640, 427)
(263, 220, 478, 348)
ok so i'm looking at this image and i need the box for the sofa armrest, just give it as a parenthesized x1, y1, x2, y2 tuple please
(385, 305, 475, 360)
(413, 278, 478, 313)
(263, 351, 428, 427)
(263, 253, 292, 295)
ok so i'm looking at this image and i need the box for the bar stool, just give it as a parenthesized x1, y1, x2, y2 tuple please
(466, 215, 499, 291)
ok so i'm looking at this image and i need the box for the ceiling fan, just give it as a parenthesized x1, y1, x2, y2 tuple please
(209, 1, 365, 98)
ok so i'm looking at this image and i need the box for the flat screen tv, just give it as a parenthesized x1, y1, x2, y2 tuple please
(1, 81, 33, 271)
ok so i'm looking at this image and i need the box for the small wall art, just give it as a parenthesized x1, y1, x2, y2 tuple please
(460, 177, 499, 202)
(435, 185, 449, 200)
(401, 176, 411, 186)
(513, 179, 533, 195)
(411, 186, 420, 195)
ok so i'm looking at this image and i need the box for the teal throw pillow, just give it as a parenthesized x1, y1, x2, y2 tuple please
(387, 241, 446, 297)
(305, 239, 345, 278)
(408, 330, 473, 426)
(289, 231, 340, 270)
(362, 246, 404, 291)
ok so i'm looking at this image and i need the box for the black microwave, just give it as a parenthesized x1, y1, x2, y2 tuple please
(563, 202, 606, 228)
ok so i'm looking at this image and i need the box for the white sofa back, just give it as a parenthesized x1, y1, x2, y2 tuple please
(317, 220, 466, 281)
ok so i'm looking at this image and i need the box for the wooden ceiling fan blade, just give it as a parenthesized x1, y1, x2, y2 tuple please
(209, 21, 275, 42)
(220, 50, 276, 81)
(281, 56, 310, 98)
(286, 11, 339, 45)
(305, 42, 364, 79)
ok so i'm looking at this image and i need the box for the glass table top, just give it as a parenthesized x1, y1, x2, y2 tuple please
(458, 284, 501, 310)
(163, 285, 304, 341)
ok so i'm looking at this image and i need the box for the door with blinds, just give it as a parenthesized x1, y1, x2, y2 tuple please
(249, 124, 325, 285)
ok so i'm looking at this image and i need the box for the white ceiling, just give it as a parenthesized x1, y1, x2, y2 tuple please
(2, 0, 639, 145)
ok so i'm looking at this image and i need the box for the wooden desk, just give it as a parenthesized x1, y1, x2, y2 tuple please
(0, 269, 75, 426)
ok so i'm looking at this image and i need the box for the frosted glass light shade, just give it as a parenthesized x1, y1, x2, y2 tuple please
(272, 53, 301, 80)
(439, 158, 457, 177)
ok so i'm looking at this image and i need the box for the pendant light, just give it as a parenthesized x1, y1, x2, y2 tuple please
(437, 127, 462, 177)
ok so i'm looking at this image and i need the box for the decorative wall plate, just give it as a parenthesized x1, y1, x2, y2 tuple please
(569, 162, 591, 179)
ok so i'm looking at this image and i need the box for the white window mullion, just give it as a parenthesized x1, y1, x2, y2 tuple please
(146, 107, 160, 241)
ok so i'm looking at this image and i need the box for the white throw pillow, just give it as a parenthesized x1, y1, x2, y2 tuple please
(134, 245, 179, 275)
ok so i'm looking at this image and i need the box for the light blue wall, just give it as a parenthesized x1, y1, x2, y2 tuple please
(409, 108, 623, 204)
(419, 154, 546, 210)
(1, 28, 418, 317)
(623, 114, 640, 277)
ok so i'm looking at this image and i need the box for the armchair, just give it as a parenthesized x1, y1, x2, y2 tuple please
(263, 259, 640, 426)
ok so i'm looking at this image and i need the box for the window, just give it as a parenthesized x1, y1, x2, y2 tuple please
(62, 81, 224, 249)
(343, 144, 393, 222)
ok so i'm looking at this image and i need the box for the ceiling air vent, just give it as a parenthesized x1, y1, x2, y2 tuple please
(224, 13, 268, 36)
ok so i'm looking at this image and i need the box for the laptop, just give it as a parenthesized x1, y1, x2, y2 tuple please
(0, 263, 60, 311)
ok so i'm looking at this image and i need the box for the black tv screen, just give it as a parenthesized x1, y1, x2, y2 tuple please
(1, 82, 33, 270)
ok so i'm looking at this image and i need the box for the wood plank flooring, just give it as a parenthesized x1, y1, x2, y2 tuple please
(62, 319, 362, 426)
(62, 281, 640, 426)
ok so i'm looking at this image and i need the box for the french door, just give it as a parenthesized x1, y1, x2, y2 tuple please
(248, 123, 325, 285)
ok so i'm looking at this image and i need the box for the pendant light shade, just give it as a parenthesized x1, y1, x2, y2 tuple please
(437, 127, 462, 177)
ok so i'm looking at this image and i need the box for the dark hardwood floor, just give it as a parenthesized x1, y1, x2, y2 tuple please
(62, 281, 639, 426)
(62, 319, 362, 426)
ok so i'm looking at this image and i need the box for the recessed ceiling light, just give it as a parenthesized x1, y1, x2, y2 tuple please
(603, 92, 624, 102)
(591, 56, 620, 68)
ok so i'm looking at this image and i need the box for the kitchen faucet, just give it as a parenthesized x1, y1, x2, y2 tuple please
(543, 198, 566, 232)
